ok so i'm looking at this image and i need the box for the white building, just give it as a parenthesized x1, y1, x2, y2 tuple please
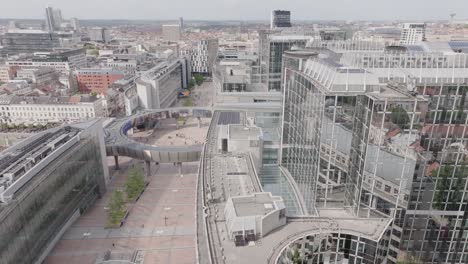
(400, 23, 426, 45)
(136, 58, 190, 109)
(224, 192, 286, 244)
(182, 39, 219, 75)
(162, 24, 181, 42)
(0, 95, 105, 124)
(6, 49, 86, 73)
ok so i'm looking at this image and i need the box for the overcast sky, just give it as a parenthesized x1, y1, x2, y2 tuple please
(0, 0, 467, 21)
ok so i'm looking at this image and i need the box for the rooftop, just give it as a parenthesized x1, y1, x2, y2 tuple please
(0, 95, 99, 105)
(232, 192, 283, 217)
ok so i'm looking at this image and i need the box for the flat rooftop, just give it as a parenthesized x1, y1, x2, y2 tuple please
(232, 193, 278, 217)
(228, 125, 261, 140)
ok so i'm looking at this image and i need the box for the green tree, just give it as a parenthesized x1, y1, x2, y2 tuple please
(292, 247, 301, 264)
(433, 166, 454, 209)
(391, 106, 410, 129)
(193, 74, 204, 86)
(125, 168, 146, 201)
(188, 79, 196, 90)
(107, 190, 126, 227)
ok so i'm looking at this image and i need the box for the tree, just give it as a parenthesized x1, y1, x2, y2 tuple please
(391, 106, 410, 129)
(293, 247, 300, 264)
(125, 168, 146, 201)
(193, 74, 204, 86)
(107, 190, 126, 227)
(188, 79, 196, 90)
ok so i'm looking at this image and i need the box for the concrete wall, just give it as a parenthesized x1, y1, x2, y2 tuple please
(261, 209, 286, 237)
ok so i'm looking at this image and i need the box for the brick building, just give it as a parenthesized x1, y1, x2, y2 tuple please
(75, 68, 124, 94)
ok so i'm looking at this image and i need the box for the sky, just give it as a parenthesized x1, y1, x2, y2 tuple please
(0, 0, 467, 21)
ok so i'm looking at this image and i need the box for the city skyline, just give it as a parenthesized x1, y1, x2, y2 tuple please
(0, 0, 467, 21)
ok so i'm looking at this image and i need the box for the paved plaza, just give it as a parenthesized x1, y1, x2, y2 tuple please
(132, 117, 210, 147)
(45, 157, 198, 264)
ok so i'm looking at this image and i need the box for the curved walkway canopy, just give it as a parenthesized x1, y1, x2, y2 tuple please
(105, 107, 213, 163)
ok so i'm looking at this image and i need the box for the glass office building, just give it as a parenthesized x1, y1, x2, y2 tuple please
(277, 231, 390, 264)
(0, 122, 108, 264)
(279, 45, 468, 263)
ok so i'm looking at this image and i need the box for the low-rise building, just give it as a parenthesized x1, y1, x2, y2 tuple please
(16, 67, 58, 84)
(0, 95, 105, 124)
(224, 192, 286, 245)
(0, 65, 17, 82)
(6, 48, 86, 73)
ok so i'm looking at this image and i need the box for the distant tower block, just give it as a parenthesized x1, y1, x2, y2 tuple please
(179, 17, 184, 32)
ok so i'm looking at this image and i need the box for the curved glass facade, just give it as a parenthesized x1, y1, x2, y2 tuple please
(277, 231, 389, 264)
(281, 66, 324, 213)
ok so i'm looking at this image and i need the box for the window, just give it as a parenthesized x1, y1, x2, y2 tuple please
(385, 185, 391, 193)
(375, 181, 382, 189)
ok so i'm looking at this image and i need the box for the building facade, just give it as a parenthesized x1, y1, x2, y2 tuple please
(0, 29, 74, 55)
(400, 23, 426, 45)
(6, 48, 86, 73)
(259, 31, 311, 91)
(162, 24, 181, 42)
(183, 39, 219, 75)
(75, 68, 124, 94)
(279, 44, 468, 263)
(270, 10, 292, 29)
(136, 57, 190, 109)
(0, 95, 105, 124)
(0, 121, 108, 264)
(89, 27, 111, 44)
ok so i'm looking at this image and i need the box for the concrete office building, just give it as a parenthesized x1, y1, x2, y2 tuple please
(89, 27, 111, 44)
(6, 48, 86, 73)
(270, 10, 292, 29)
(400, 23, 426, 45)
(162, 24, 181, 42)
(16, 68, 58, 84)
(183, 39, 219, 75)
(75, 68, 124, 94)
(0, 121, 108, 264)
(0, 95, 105, 124)
(136, 57, 190, 109)
(0, 29, 74, 55)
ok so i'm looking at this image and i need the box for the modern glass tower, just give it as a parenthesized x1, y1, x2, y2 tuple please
(279, 42, 468, 263)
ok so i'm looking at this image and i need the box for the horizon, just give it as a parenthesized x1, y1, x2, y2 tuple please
(0, 0, 467, 21)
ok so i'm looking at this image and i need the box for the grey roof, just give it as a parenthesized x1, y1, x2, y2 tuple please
(232, 193, 282, 217)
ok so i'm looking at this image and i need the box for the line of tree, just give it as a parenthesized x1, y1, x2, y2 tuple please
(125, 167, 146, 201)
(107, 190, 126, 228)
